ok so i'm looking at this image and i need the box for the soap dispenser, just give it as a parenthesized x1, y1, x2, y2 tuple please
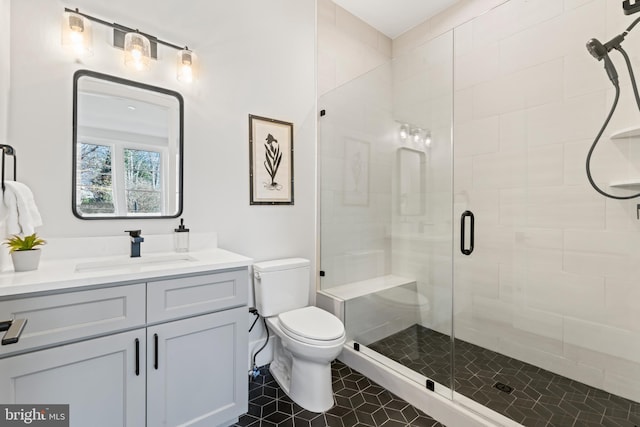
(174, 218, 189, 252)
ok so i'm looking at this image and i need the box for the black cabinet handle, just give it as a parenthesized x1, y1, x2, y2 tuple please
(460, 210, 475, 255)
(135, 338, 140, 376)
(154, 333, 159, 370)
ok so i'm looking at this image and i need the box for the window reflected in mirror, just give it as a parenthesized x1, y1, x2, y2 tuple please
(73, 70, 183, 219)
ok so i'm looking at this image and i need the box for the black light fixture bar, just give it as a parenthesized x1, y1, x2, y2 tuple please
(64, 7, 187, 52)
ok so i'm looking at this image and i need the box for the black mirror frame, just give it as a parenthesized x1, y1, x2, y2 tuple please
(72, 69, 184, 220)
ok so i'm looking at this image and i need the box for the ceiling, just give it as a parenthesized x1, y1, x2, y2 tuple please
(332, 0, 461, 39)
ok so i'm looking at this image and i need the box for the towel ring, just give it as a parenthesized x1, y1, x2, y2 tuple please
(0, 145, 16, 192)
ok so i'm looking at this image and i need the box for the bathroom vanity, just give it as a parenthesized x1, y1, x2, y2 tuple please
(0, 248, 251, 427)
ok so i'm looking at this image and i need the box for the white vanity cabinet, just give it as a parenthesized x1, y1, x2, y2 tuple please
(0, 329, 147, 426)
(0, 267, 248, 427)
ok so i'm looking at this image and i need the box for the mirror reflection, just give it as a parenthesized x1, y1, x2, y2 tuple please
(397, 147, 425, 216)
(73, 70, 183, 219)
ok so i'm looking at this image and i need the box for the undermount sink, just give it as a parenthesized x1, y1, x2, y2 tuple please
(75, 254, 197, 273)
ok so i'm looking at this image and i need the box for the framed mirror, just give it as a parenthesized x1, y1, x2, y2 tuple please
(72, 70, 183, 219)
(397, 147, 425, 216)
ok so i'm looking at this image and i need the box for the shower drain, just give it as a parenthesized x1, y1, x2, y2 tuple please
(493, 382, 514, 394)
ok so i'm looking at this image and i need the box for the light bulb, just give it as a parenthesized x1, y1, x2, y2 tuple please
(424, 131, 432, 147)
(399, 124, 409, 140)
(124, 32, 151, 71)
(62, 11, 92, 55)
(412, 128, 423, 144)
(177, 49, 195, 83)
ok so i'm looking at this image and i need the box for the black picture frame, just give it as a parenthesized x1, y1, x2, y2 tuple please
(249, 114, 294, 205)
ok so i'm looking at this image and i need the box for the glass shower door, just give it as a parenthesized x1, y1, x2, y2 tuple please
(451, 1, 640, 424)
(318, 30, 455, 400)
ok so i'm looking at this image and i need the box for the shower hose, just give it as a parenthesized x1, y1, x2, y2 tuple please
(587, 18, 640, 199)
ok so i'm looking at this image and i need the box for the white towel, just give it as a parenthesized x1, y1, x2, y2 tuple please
(2, 181, 43, 236)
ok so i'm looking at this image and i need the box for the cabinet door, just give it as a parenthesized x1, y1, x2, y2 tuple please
(0, 329, 146, 427)
(147, 307, 248, 427)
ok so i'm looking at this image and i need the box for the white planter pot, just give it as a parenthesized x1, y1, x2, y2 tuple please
(11, 249, 41, 272)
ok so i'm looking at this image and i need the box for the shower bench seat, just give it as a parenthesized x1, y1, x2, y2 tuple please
(317, 274, 429, 345)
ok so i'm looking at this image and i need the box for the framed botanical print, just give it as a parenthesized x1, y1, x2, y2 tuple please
(249, 114, 294, 205)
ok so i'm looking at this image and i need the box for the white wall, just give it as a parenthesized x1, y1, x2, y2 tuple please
(7, 0, 316, 266)
(0, 0, 9, 146)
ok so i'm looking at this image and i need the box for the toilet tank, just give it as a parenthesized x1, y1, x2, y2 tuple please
(253, 258, 310, 317)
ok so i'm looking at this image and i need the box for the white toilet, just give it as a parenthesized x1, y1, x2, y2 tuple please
(253, 258, 346, 413)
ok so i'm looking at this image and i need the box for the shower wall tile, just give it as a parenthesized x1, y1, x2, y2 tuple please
(499, 110, 527, 151)
(527, 145, 564, 187)
(511, 306, 564, 341)
(522, 58, 564, 109)
(454, 116, 500, 157)
(471, 295, 513, 325)
(472, 73, 525, 118)
(563, 251, 631, 279)
(564, 0, 598, 11)
(564, 317, 640, 362)
(516, 0, 564, 30)
(563, 139, 595, 185)
(564, 230, 636, 256)
(523, 270, 606, 318)
(317, 0, 391, 96)
(525, 246, 564, 272)
(498, 188, 527, 227)
(454, 42, 501, 91)
(526, 186, 605, 229)
(605, 199, 640, 231)
(454, 258, 500, 298)
(466, 189, 500, 226)
(470, 0, 520, 48)
(499, 19, 565, 76)
(604, 277, 640, 331)
(472, 150, 527, 190)
(335, 6, 378, 50)
(563, 53, 610, 99)
(453, 87, 474, 126)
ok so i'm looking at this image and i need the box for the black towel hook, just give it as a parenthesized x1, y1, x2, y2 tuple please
(0, 145, 17, 192)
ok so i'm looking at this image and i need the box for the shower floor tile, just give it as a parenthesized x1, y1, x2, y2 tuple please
(232, 360, 445, 427)
(368, 324, 639, 427)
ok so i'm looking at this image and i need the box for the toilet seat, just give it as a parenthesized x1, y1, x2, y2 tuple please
(278, 306, 345, 346)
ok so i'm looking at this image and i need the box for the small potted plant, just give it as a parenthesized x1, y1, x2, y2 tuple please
(4, 233, 46, 272)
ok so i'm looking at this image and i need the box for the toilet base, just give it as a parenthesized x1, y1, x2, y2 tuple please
(269, 337, 336, 413)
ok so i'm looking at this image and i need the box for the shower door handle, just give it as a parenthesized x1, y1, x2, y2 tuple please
(460, 210, 474, 255)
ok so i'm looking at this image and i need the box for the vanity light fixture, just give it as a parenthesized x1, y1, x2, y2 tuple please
(61, 9, 92, 55)
(62, 8, 197, 82)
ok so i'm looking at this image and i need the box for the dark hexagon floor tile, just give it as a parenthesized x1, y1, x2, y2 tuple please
(232, 360, 442, 427)
(368, 324, 640, 427)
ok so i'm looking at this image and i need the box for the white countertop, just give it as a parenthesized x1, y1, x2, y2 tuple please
(0, 248, 253, 298)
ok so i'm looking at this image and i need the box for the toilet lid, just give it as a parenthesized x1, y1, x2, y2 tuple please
(278, 306, 345, 342)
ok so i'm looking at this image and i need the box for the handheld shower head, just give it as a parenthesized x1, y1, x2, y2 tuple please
(586, 38, 607, 60)
(586, 38, 619, 84)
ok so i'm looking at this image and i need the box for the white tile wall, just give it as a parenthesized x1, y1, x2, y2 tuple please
(317, 0, 392, 96)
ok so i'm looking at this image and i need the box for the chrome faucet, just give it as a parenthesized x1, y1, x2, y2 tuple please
(125, 230, 144, 258)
